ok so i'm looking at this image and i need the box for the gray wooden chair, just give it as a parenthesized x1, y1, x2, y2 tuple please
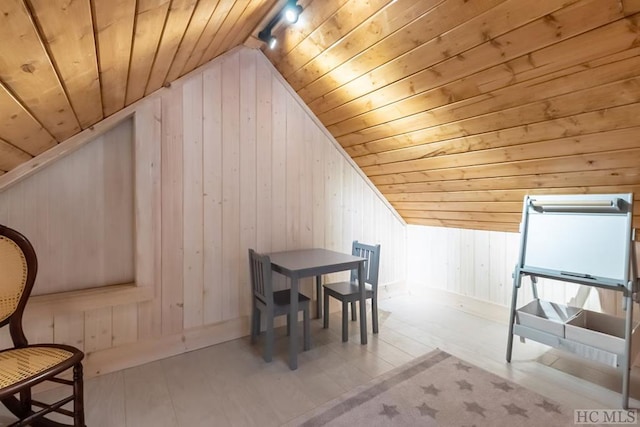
(322, 241, 381, 342)
(248, 249, 311, 362)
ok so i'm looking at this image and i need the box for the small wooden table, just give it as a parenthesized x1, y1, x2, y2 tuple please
(267, 248, 367, 370)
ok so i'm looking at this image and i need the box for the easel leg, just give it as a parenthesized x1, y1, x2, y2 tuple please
(622, 293, 633, 409)
(506, 271, 522, 363)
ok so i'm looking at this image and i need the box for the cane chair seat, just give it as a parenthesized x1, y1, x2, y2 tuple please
(0, 225, 85, 426)
(0, 346, 79, 392)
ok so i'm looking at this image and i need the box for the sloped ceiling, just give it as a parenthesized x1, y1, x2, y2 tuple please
(0, 0, 277, 172)
(255, 0, 640, 232)
(1, 0, 640, 233)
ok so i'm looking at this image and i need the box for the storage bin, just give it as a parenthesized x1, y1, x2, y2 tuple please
(565, 310, 638, 354)
(516, 300, 582, 337)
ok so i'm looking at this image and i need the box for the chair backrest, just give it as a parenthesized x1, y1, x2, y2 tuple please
(350, 241, 381, 291)
(0, 225, 38, 348)
(248, 249, 273, 307)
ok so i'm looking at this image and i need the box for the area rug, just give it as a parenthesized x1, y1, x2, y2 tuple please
(290, 349, 574, 426)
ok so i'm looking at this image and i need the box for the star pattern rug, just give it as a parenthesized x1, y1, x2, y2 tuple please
(289, 349, 574, 426)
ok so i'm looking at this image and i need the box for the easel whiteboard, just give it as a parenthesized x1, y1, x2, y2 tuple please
(521, 193, 633, 286)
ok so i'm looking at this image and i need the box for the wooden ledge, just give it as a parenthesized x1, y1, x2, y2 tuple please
(27, 283, 154, 316)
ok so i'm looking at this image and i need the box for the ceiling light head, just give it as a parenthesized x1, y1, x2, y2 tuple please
(268, 36, 277, 49)
(258, 28, 277, 49)
(283, 1, 303, 24)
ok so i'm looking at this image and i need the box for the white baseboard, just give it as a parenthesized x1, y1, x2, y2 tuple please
(84, 316, 249, 378)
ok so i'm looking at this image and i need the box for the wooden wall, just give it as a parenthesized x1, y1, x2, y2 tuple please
(0, 47, 406, 377)
(407, 224, 639, 319)
(0, 120, 135, 295)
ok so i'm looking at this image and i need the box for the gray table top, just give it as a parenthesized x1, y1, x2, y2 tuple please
(267, 248, 365, 277)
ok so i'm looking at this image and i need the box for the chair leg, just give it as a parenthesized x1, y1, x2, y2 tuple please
(372, 294, 379, 334)
(74, 363, 85, 427)
(303, 307, 311, 351)
(323, 292, 329, 329)
(19, 389, 31, 415)
(251, 307, 260, 344)
(264, 312, 274, 362)
(342, 301, 349, 342)
(350, 301, 357, 321)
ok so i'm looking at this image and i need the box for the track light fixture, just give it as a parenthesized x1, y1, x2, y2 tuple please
(258, 0, 303, 49)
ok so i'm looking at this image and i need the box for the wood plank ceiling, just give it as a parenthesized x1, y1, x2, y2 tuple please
(0, 0, 277, 173)
(1, 0, 640, 233)
(257, 0, 640, 232)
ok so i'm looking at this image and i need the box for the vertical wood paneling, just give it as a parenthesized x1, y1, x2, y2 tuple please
(3, 47, 407, 380)
(84, 307, 113, 353)
(112, 303, 138, 347)
(23, 310, 53, 344)
(407, 224, 607, 311)
(311, 127, 325, 249)
(270, 78, 287, 290)
(239, 49, 257, 316)
(54, 312, 85, 351)
(0, 121, 134, 295)
(161, 87, 184, 335)
(300, 117, 314, 249)
(202, 64, 224, 325)
(135, 98, 162, 339)
(285, 96, 302, 250)
(221, 53, 241, 320)
(182, 75, 204, 329)
(255, 54, 273, 253)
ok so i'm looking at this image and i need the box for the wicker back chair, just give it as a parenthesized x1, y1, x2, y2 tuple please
(0, 224, 85, 426)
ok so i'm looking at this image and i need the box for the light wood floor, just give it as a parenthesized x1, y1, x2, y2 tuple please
(3, 293, 640, 426)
